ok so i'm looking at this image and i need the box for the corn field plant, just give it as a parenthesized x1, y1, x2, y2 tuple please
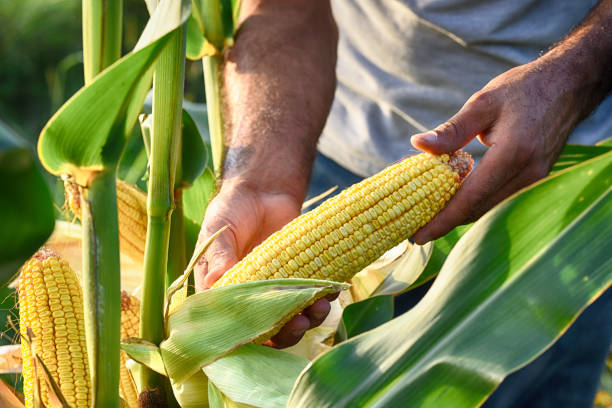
(0, 0, 611, 406)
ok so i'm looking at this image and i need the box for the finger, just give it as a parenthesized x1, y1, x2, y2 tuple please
(302, 298, 331, 329)
(413, 141, 519, 244)
(325, 292, 340, 302)
(194, 201, 242, 290)
(480, 161, 549, 212)
(201, 227, 240, 289)
(264, 314, 310, 349)
(411, 91, 498, 154)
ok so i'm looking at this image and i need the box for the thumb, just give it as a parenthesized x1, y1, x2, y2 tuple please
(411, 92, 497, 154)
(194, 220, 239, 291)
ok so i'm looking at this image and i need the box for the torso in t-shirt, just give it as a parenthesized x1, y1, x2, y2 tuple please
(319, 0, 612, 176)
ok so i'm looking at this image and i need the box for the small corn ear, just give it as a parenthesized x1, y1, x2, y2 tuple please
(19, 248, 91, 408)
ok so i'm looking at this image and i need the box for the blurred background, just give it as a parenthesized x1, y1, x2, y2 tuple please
(0, 0, 205, 146)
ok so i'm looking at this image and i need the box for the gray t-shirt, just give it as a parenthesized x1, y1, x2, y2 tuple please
(319, 0, 612, 177)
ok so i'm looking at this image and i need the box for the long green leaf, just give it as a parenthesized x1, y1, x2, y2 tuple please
(38, 0, 190, 182)
(204, 344, 308, 408)
(289, 151, 612, 407)
(0, 123, 54, 286)
(161, 279, 348, 384)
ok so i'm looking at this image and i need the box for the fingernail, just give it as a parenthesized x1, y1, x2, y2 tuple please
(412, 131, 437, 144)
(414, 232, 430, 245)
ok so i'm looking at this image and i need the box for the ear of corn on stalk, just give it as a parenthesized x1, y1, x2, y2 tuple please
(19, 251, 144, 407)
(64, 178, 147, 264)
(120, 291, 140, 408)
(19, 248, 91, 408)
(213, 151, 472, 288)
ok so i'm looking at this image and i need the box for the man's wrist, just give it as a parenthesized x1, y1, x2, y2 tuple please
(220, 146, 313, 205)
(537, 1, 612, 119)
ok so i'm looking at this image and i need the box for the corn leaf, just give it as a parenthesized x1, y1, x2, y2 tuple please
(550, 144, 612, 174)
(289, 151, 612, 407)
(171, 369, 209, 408)
(181, 109, 208, 187)
(370, 242, 433, 297)
(407, 223, 472, 291)
(37, 0, 190, 183)
(208, 381, 223, 408)
(191, 0, 235, 54)
(203, 344, 308, 408)
(335, 295, 394, 343)
(0, 123, 54, 286)
(121, 339, 167, 376)
(597, 136, 612, 147)
(160, 279, 348, 384)
(183, 167, 216, 251)
(186, 15, 213, 60)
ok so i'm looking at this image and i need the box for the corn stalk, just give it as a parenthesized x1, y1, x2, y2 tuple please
(203, 55, 225, 179)
(79, 1, 123, 406)
(139, 17, 187, 405)
(82, 0, 123, 85)
(191, 0, 236, 179)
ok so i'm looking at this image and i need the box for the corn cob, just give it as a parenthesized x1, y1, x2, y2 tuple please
(19, 248, 90, 408)
(120, 291, 140, 408)
(213, 151, 472, 288)
(64, 178, 147, 263)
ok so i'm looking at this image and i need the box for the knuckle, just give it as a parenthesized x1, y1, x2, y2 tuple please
(469, 90, 496, 109)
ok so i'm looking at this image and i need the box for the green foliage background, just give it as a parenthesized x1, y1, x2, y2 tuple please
(0, 0, 204, 144)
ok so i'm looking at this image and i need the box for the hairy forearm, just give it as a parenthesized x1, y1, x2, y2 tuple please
(220, 0, 337, 202)
(540, 0, 612, 119)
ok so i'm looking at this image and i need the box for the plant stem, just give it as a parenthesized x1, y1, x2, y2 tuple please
(82, 0, 123, 84)
(80, 170, 121, 407)
(168, 188, 186, 289)
(203, 55, 226, 179)
(139, 23, 186, 403)
(79, 2, 122, 406)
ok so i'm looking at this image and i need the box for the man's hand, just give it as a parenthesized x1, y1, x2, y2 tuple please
(411, 61, 577, 243)
(194, 180, 338, 348)
(411, 0, 612, 244)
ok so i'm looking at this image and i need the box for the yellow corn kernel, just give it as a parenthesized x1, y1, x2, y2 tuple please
(120, 291, 140, 408)
(19, 248, 91, 408)
(213, 151, 472, 288)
